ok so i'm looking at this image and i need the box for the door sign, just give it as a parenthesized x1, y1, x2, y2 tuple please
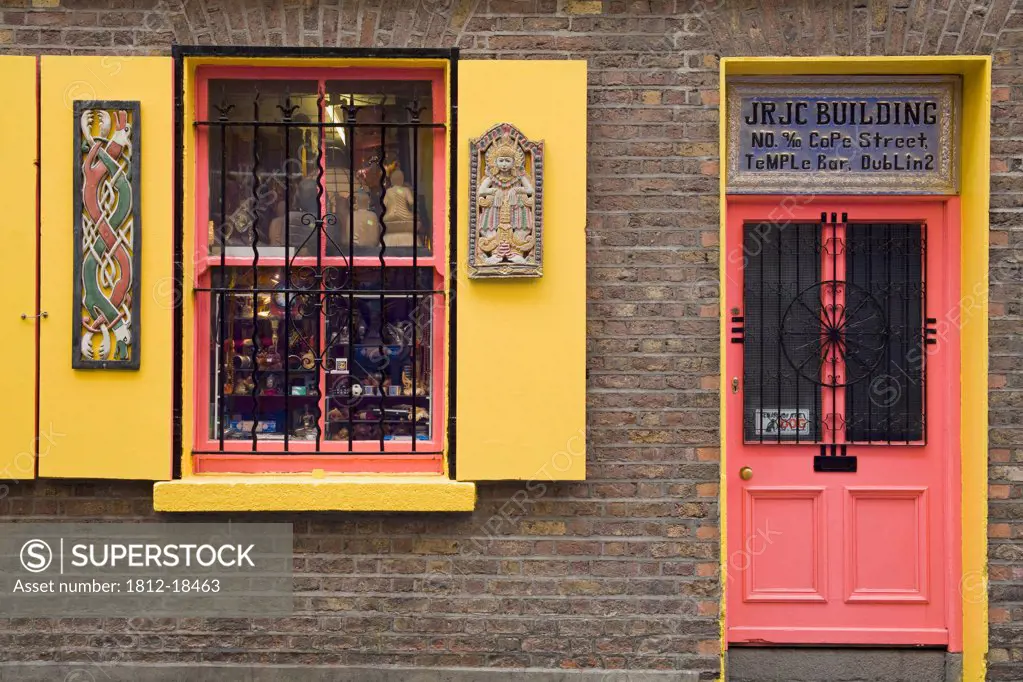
(726, 76, 960, 194)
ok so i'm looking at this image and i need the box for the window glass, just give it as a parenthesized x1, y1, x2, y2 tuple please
(198, 72, 443, 457)
(208, 267, 435, 445)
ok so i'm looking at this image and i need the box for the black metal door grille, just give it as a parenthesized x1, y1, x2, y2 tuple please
(195, 76, 444, 455)
(741, 213, 927, 445)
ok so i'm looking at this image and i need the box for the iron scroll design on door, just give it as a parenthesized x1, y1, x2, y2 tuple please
(741, 211, 929, 465)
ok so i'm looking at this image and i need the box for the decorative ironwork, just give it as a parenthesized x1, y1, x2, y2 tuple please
(468, 123, 544, 278)
(780, 280, 889, 388)
(195, 78, 444, 455)
(73, 101, 142, 370)
(742, 214, 926, 445)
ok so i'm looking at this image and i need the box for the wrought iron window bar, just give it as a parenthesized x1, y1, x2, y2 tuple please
(195, 81, 444, 455)
(741, 212, 928, 447)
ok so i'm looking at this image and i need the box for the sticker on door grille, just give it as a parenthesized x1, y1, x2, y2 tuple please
(752, 408, 813, 438)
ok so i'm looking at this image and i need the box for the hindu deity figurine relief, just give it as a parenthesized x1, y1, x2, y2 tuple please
(469, 123, 544, 278)
(73, 101, 142, 369)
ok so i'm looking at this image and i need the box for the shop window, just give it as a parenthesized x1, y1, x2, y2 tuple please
(192, 66, 447, 474)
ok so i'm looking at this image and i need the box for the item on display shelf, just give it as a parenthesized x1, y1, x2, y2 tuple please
(334, 357, 349, 373)
(352, 189, 381, 248)
(353, 424, 375, 440)
(227, 418, 277, 435)
(351, 382, 363, 397)
(290, 385, 307, 396)
(381, 168, 416, 248)
(233, 375, 255, 396)
(400, 363, 427, 397)
(260, 373, 281, 396)
(468, 122, 545, 279)
(236, 295, 254, 319)
(272, 278, 288, 310)
(387, 320, 414, 348)
(292, 407, 318, 439)
(401, 364, 413, 396)
(255, 321, 283, 370)
(331, 379, 349, 397)
(362, 376, 381, 397)
(223, 338, 235, 394)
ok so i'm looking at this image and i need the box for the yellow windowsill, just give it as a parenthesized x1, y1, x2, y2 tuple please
(153, 475, 477, 512)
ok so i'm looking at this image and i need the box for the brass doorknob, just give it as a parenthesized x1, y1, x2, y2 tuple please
(738, 466, 753, 481)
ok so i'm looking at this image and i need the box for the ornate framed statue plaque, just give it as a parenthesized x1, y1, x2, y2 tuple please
(72, 101, 142, 369)
(468, 123, 544, 279)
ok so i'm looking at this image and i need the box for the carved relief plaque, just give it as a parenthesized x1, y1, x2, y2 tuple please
(73, 101, 142, 369)
(468, 123, 544, 279)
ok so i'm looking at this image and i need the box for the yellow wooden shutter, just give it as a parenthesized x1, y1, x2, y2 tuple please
(455, 60, 587, 481)
(0, 56, 39, 482)
(38, 56, 174, 479)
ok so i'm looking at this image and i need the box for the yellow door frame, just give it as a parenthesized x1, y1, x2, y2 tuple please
(718, 56, 991, 682)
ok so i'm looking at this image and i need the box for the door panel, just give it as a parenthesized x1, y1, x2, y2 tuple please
(743, 487, 826, 602)
(39, 56, 173, 479)
(845, 487, 929, 602)
(726, 198, 959, 646)
(0, 56, 38, 481)
(455, 60, 587, 481)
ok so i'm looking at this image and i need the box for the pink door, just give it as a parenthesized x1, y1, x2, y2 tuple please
(725, 198, 961, 647)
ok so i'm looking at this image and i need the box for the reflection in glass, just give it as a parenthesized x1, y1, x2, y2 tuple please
(324, 80, 434, 257)
(207, 80, 321, 257)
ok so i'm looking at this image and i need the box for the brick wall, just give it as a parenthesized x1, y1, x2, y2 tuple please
(0, 0, 1019, 679)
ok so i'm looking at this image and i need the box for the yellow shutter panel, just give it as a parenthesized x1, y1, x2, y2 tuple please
(455, 60, 587, 481)
(0, 56, 39, 481)
(39, 56, 173, 479)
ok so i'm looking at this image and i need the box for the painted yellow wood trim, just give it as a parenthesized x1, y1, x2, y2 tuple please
(39, 56, 174, 480)
(717, 56, 728, 682)
(720, 56, 990, 682)
(153, 475, 476, 512)
(957, 56, 991, 682)
(0, 56, 38, 481)
(454, 60, 587, 481)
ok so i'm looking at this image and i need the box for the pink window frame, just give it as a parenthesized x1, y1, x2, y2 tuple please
(190, 64, 447, 474)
